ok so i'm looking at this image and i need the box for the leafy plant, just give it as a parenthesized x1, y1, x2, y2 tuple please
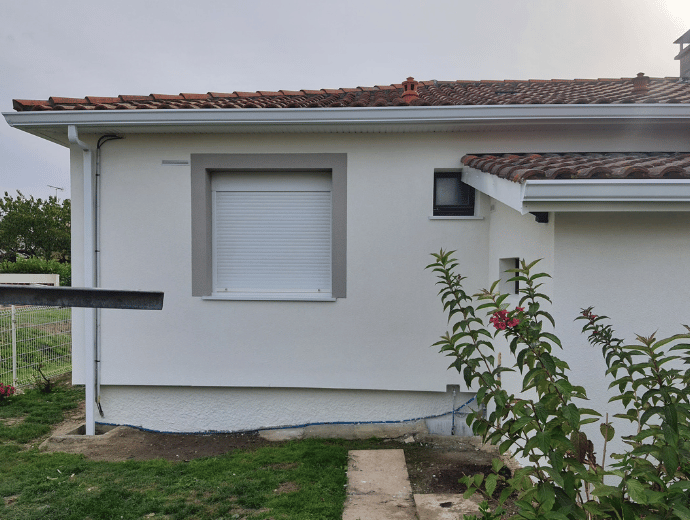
(0, 256, 71, 286)
(427, 250, 690, 520)
(0, 191, 70, 263)
(465, 500, 507, 520)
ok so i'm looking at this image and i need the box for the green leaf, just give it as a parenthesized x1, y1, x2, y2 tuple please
(600, 422, 615, 441)
(591, 484, 619, 497)
(542, 467, 564, 488)
(499, 439, 513, 454)
(626, 479, 647, 505)
(579, 408, 602, 418)
(674, 504, 690, 520)
(541, 332, 562, 348)
(661, 446, 678, 478)
(540, 352, 556, 375)
(536, 431, 552, 453)
(491, 459, 504, 474)
(640, 406, 664, 426)
(473, 473, 484, 488)
(509, 416, 534, 434)
(562, 403, 580, 428)
(536, 482, 556, 512)
(499, 487, 512, 505)
(485, 473, 497, 497)
(664, 404, 679, 432)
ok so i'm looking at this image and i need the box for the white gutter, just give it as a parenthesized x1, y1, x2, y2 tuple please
(6, 104, 690, 142)
(67, 125, 97, 436)
(463, 167, 690, 214)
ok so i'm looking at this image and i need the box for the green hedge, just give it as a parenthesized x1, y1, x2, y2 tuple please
(0, 257, 71, 286)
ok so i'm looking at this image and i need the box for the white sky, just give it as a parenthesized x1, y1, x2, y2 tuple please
(1, 0, 689, 200)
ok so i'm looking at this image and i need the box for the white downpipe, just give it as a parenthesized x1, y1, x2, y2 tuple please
(68, 125, 97, 436)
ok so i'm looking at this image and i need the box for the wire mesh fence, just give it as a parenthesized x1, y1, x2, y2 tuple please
(0, 305, 71, 388)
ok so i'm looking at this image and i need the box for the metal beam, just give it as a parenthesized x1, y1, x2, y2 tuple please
(0, 285, 164, 310)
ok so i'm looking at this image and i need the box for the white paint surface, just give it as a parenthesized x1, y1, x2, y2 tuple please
(67, 124, 690, 432)
(552, 212, 690, 459)
(99, 385, 475, 433)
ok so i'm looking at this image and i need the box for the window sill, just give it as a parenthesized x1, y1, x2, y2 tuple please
(428, 215, 484, 220)
(203, 293, 337, 302)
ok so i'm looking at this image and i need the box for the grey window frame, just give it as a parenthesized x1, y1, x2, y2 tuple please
(191, 153, 347, 299)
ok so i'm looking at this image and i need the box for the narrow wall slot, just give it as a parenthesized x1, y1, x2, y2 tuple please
(499, 257, 520, 295)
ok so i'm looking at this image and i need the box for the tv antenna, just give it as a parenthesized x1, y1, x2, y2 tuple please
(47, 185, 64, 200)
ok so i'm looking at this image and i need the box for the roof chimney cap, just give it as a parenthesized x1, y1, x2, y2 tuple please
(632, 72, 650, 94)
(401, 77, 419, 102)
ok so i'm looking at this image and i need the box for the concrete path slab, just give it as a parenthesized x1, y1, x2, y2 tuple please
(414, 493, 482, 520)
(343, 449, 416, 520)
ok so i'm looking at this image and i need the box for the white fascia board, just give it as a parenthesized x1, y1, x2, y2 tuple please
(5, 103, 690, 145)
(523, 179, 690, 202)
(463, 168, 690, 213)
(462, 167, 525, 213)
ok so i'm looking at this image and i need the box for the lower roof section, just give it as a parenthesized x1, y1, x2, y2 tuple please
(462, 153, 690, 213)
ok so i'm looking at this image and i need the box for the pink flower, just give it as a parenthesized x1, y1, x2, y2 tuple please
(489, 308, 522, 330)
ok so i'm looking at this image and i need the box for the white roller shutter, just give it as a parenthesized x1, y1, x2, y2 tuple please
(212, 172, 332, 298)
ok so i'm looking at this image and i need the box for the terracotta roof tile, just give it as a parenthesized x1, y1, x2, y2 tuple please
(86, 96, 121, 104)
(49, 97, 88, 105)
(13, 75, 690, 112)
(13, 99, 49, 110)
(180, 93, 210, 100)
(462, 152, 690, 182)
(150, 94, 184, 101)
(118, 95, 153, 102)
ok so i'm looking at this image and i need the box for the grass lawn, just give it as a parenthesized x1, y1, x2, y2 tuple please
(0, 380, 390, 520)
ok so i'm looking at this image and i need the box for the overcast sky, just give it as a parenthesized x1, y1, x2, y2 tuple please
(1, 0, 689, 200)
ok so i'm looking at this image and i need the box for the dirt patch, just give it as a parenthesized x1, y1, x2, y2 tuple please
(1, 416, 25, 427)
(403, 436, 520, 514)
(275, 481, 300, 494)
(41, 425, 278, 462)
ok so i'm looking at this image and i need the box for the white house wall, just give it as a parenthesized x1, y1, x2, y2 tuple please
(84, 133, 487, 391)
(552, 212, 690, 459)
(67, 124, 690, 432)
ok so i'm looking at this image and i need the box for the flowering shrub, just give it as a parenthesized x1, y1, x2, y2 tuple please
(427, 250, 690, 520)
(0, 382, 16, 403)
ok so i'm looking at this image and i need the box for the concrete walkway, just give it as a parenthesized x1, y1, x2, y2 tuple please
(343, 449, 481, 520)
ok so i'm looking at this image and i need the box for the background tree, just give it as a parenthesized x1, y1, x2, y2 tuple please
(0, 191, 70, 262)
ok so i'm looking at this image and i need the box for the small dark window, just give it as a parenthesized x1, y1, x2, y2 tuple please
(433, 172, 475, 216)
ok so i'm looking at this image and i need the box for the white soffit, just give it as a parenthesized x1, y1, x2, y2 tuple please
(462, 168, 690, 213)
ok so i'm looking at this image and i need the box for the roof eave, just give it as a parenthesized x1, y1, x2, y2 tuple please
(463, 168, 690, 213)
(5, 104, 690, 146)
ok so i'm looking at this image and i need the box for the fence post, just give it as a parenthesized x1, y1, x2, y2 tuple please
(11, 305, 17, 387)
